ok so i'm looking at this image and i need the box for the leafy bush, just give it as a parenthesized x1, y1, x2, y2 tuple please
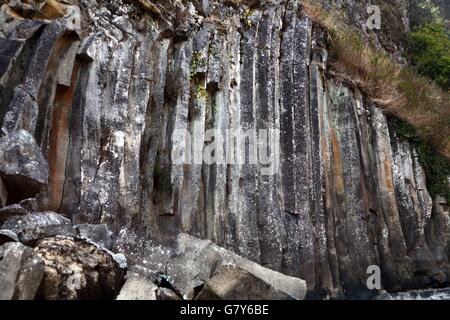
(410, 22, 450, 91)
(301, 0, 450, 159)
(388, 115, 450, 202)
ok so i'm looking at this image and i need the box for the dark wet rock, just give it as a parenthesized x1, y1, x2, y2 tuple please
(0, 229, 19, 245)
(0, 130, 48, 202)
(0, 204, 28, 225)
(75, 224, 113, 249)
(0, 242, 44, 300)
(1, 212, 75, 245)
(35, 236, 125, 300)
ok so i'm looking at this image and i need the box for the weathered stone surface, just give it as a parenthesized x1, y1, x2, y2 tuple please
(2, 212, 75, 245)
(0, 242, 44, 300)
(0, 204, 28, 225)
(116, 266, 158, 300)
(0, 130, 48, 202)
(35, 237, 125, 300)
(75, 224, 113, 249)
(196, 265, 296, 300)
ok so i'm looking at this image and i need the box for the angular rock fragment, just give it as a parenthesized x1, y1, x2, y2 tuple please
(2, 211, 75, 245)
(0, 242, 45, 300)
(0, 130, 49, 202)
(116, 266, 158, 300)
(196, 265, 296, 300)
(75, 223, 113, 249)
(35, 237, 125, 300)
(0, 204, 28, 225)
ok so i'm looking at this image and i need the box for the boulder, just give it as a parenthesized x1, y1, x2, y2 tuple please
(196, 265, 296, 300)
(0, 242, 45, 300)
(0, 229, 19, 245)
(35, 236, 125, 300)
(116, 266, 158, 300)
(0, 204, 28, 225)
(1, 211, 75, 245)
(0, 130, 49, 202)
(143, 234, 307, 300)
(75, 223, 113, 249)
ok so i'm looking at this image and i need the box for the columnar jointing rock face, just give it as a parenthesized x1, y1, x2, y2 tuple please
(0, 0, 449, 299)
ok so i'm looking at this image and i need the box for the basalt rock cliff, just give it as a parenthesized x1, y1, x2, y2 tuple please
(0, 0, 449, 299)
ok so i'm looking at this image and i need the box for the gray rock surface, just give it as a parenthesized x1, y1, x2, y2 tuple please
(1, 212, 75, 245)
(0, 242, 44, 300)
(0, 130, 48, 202)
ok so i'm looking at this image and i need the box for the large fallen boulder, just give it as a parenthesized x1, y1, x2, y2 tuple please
(0, 242, 45, 300)
(0, 130, 49, 202)
(196, 265, 297, 300)
(35, 236, 125, 300)
(142, 234, 307, 300)
(1, 211, 75, 245)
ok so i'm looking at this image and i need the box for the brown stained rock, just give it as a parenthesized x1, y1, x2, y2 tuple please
(35, 237, 125, 300)
(0, 242, 45, 300)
